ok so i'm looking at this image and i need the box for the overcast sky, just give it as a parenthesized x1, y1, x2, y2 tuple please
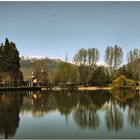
(0, 2, 140, 64)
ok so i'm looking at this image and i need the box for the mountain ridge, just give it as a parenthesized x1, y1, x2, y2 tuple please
(20, 55, 64, 62)
(20, 56, 64, 82)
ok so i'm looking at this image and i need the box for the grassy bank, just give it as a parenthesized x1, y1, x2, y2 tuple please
(0, 85, 139, 91)
(78, 86, 112, 90)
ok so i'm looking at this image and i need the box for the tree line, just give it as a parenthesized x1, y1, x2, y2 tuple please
(56, 45, 140, 86)
(0, 38, 140, 87)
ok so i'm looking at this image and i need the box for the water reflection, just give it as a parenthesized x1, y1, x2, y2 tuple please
(105, 102, 123, 132)
(73, 91, 111, 129)
(21, 91, 57, 117)
(54, 91, 77, 116)
(0, 92, 23, 139)
(74, 107, 100, 129)
(127, 95, 140, 128)
(111, 89, 140, 128)
(0, 89, 140, 138)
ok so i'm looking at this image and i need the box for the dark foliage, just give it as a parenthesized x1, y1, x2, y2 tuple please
(0, 38, 23, 84)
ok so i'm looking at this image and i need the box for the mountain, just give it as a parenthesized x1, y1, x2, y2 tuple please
(20, 56, 63, 62)
(20, 56, 64, 82)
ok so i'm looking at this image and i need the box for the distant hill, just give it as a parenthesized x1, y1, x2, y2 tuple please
(20, 56, 64, 82)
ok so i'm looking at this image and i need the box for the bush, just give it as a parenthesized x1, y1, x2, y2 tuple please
(112, 75, 135, 88)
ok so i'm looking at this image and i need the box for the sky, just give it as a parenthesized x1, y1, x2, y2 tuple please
(0, 2, 140, 64)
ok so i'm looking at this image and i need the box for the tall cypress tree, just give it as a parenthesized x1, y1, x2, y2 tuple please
(0, 38, 23, 84)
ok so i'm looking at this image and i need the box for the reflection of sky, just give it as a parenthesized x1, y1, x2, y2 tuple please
(0, 2, 140, 64)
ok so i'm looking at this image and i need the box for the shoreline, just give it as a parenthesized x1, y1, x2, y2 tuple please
(0, 86, 42, 91)
(0, 86, 139, 91)
(78, 86, 112, 90)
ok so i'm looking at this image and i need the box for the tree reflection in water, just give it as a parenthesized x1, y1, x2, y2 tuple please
(74, 107, 100, 129)
(128, 94, 140, 128)
(54, 91, 77, 116)
(0, 92, 23, 139)
(0, 89, 140, 138)
(111, 89, 140, 128)
(21, 91, 58, 117)
(105, 102, 123, 132)
(73, 90, 111, 129)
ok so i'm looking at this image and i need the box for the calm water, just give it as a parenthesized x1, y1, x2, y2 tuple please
(0, 89, 140, 139)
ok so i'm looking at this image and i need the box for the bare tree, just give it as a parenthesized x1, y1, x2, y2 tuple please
(105, 46, 114, 69)
(87, 48, 100, 80)
(127, 48, 140, 63)
(113, 45, 123, 70)
(73, 48, 87, 83)
(105, 45, 123, 80)
(127, 48, 140, 80)
(73, 48, 100, 83)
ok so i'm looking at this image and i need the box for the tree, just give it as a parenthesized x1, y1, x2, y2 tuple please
(105, 46, 114, 69)
(117, 66, 133, 79)
(112, 75, 135, 88)
(73, 48, 88, 83)
(32, 59, 48, 85)
(0, 38, 23, 84)
(105, 45, 123, 81)
(113, 45, 123, 69)
(89, 66, 110, 86)
(56, 62, 79, 84)
(73, 48, 100, 83)
(127, 48, 140, 80)
(87, 48, 100, 81)
(127, 48, 140, 63)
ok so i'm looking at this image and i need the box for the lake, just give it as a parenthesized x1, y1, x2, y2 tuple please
(0, 89, 140, 139)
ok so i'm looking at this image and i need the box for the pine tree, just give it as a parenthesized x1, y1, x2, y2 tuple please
(0, 38, 23, 84)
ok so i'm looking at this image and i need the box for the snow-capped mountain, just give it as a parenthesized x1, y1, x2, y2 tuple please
(20, 55, 64, 81)
(20, 55, 45, 60)
(20, 55, 108, 67)
(20, 55, 64, 62)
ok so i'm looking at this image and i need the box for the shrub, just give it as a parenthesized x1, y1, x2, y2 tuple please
(112, 75, 135, 88)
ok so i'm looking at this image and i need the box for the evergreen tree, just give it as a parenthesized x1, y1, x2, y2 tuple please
(0, 38, 23, 84)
